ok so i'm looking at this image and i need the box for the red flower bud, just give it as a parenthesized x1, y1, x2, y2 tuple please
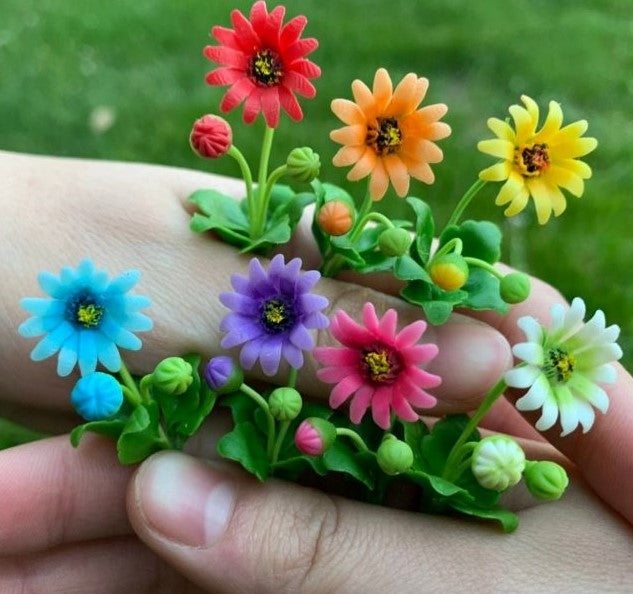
(190, 114, 232, 159)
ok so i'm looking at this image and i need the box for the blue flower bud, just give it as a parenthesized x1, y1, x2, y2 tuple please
(71, 372, 124, 421)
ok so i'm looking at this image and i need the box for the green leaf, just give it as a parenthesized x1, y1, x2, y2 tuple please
(354, 251, 395, 274)
(273, 454, 328, 481)
(217, 421, 270, 481)
(240, 215, 292, 253)
(449, 499, 520, 533)
(329, 234, 365, 267)
(440, 220, 502, 264)
(406, 197, 434, 263)
(394, 255, 432, 282)
(117, 402, 164, 464)
(421, 414, 479, 475)
(189, 189, 250, 233)
(462, 267, 509, 314)
(220, 391, 259, 424)
(402, 420, 429, 469)
(70, 418, 127, 448)
(400, 281, 467, 325)
(269, 185, 315, 228)
(322, 441, 375, 489)
(151, 354, 217, 446)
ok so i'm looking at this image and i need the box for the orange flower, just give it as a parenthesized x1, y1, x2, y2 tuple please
(330, 68, 451, 200)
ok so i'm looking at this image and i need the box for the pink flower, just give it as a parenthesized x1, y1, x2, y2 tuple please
(204, 1, 321, 128)
(190, 114, 233, 159)
(314, 303, 441, 429)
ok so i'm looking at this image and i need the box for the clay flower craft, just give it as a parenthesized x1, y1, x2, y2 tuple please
(204, 0, 321, 128)
(330, 68, 451, 200)
(70, 372, 124, 421)
(219, 255, 329, 376)
(314, 303, 441, 429)
(18, 259, 152, 377)
(505, 297, 622, 436)
(478, 95, 597, 224)
(190, 114, 233, 159)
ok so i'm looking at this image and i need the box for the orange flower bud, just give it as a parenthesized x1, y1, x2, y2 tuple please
(317, 200, 354, 236)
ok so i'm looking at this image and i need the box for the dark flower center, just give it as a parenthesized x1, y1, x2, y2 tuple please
(66, 292, 105, 329)
(544, 347, 576, 384)
(516, 143, 550, 177)
(367, 117, 402, 156)
(260, 298, 296, 334)
(249, 49, 283, 87)
(361, 344, 401, 384)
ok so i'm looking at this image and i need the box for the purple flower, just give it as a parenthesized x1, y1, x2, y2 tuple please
(219, 255, 329, 376)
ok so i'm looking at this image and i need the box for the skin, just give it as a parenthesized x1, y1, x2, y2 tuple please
(1, 150, 632, 593)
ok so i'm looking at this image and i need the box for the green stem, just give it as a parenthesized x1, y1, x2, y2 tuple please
(336, 427, 370, 452)
(431, 237, 463, 261)
(271, 420, 290, 464)
(348, 190, 373, 243)
(227, 145, 254, 222)
(121, 386, 142, 408)
(0, 417, 50, 449)
(252, 126, 276, 239)
(287, 367, 298, 389)
(463, 256, 504, 279)
(442, 379, 507, 479)
(262, 164, 288, 206)
(445, 178, 487, 228)
(118, 360, 143, 405)
(355, 211, 395, 233)
(444, 442, 477, 483)
(239, 383, 276, 458)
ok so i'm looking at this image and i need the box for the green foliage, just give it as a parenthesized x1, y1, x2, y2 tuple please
(72, 354, 217, 463)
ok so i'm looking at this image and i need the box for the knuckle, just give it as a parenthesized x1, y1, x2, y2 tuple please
(241, 489, 346, 594)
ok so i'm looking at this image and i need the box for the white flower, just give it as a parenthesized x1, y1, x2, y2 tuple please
(471, 435, 526, 492)
(505, 297, 622, 436)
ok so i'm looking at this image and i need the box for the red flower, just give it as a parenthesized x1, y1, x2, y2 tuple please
(204, 1, 321, 128)
(190, 114, 233, 159)
(314, 303, 441, 429)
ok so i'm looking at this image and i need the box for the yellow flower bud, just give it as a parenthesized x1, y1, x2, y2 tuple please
(428, 253, 469, 291)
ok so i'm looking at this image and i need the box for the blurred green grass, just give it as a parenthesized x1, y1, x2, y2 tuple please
(2, 0, 633, 366)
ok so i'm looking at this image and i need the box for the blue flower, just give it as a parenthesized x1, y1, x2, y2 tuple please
(219, 255, 329, 376)
(70, 372, 124, 420)
(19, 259, 153, 376)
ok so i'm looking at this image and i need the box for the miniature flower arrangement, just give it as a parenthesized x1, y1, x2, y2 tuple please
(15, 1, 622, 533)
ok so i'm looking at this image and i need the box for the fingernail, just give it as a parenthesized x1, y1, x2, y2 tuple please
(136, 451, 235, 547)
(430, 318, 512, 398)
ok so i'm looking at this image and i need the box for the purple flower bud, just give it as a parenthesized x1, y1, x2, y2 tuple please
(294, 417, 336, 456)
(204, 356, 243, 394)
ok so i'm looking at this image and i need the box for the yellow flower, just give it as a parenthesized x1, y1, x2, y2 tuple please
(478, 95, 597, 225)
(330, 68, 451, 201)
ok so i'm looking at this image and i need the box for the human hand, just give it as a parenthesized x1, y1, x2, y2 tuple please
(123, 277, 633, 593)
(0, 150, 514, 590)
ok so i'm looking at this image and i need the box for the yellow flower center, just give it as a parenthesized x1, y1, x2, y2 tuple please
(361, 346, 401, 384)
(545, 347, 576, 384)
(261, 298, 296, 334)
(515, 143, 550, 177)
(367, 117, 402, 156)
(250, 49, 283, 87)
(76, 303, 104, 328)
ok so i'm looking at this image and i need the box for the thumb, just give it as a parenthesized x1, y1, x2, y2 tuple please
(126, 451, 440, 593)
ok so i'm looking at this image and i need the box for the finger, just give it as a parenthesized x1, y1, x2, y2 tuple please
(0, 536, 202, 594)
(129, 452, 633, 593)
(5, 155, 511, 417)
(0, 434, 133, 555)
(468, 271, 633, 524)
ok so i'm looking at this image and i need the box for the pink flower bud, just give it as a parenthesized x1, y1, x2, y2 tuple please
(190, 114, 232, 159)
(294, 418, 336, 456)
